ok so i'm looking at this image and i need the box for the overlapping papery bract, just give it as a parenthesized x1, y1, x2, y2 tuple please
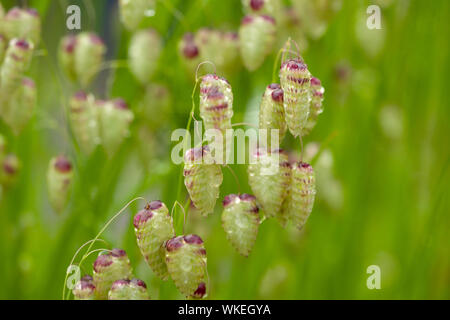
(165, 235, 207, 297)
(134, 201, 175, 280)
(258, 83, 287, 147)
(47, 155, 73, 214)
(108, 278, 150, 300)
(303, 77, 325, 135)
(128, 29, 161, 85)
(239, 15, 276, 71)
(279, 59, 312, 137)
(184, 146, 223, 217)
(248, 149, 290, 221)
(221, 194, 260, 257)
(92, 249, 133, 300)
(73, 275, 96, 300)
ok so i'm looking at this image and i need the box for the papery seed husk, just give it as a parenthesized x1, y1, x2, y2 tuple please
(4, 7, 41, 45)
(258, 83, 286, 147)
(47, 155, 73, 214)
(73, 32, 106, 87)
(279, 59, 312, 137)
(183, 146, 223, 217)
(58, 35, 77, 82)
(178, 32, 201, 78)
(0, 153, 21, 188)
(73, 275, 96, 300)
(303, 77, 325, 136)
(221, 194, 260, 257)
(128, 29, 162, 85)
(119, 0, 154, 31)
(165, 235, 207, 297)
(239, 15, 276, 71)
(134, 201, 175, 280)
(108, 278, 150, 300)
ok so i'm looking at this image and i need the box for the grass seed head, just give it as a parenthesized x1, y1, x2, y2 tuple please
(258, 83, 287, 146)
(47, 155, 73, 214)
(239, 14, 276, 71)
(119, 0, 154, 31)
(4, 7, 41, 45)
(58, 35, 77, 81)
(134, 201, 175, 280)
(303, 76, 325, 135)
(165, 234, 207, 297)
(73, 275, 96, 300)
(73, 32, 106, 87)
(0, 153, 21, 188)
(128, 29, 162, 85)
(279, 59, 312, 137)
(108, 278, 150, 300)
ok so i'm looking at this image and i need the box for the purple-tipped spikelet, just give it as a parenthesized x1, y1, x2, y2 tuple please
(239, 15, 276, 71)
(0, 153, 21, 188)
(119, 0, 154, 31)
(258, 83, 287, 146)
(165, 234, 207, 297)
(73, 32, 106, 87)
(0, 39, 34, 101)
(128, 29, 162, 85)
(279, 59, 312, 137)
(2, 77, 36, 135)
(222, 194, 260, 257)
(47, 155, 73, 214)
(190, 282, 207, 300)
(68, 91, 101, 154)
(134, 201, 175, 280)
(4, 7, 41, 45)
(98, 98, 134, 156)
(93, 249, 133, 300)
(73, 275, 96, 300)
(183, 146, 223, 217)
(199, 74, 234, 133)
(248, 149, 290, 220)
(284, 162, 316, 230)
(178, 32, 201, 77)
(303, 77, 325, 135)
(58, 35, 77, 81)
(244, 0, 283, 21)
(108, 278, 150, 300)
(139, 84, 172, 128)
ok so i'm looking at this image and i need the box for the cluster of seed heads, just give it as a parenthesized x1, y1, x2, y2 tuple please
(0, 6, 40, 136)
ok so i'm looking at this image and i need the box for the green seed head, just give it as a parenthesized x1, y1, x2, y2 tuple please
(128, 29, 162, 85)
(73, 275, 96, 300)
(303, 76, 325, 136)
(73, 32, 106, 87)
(119, 0, 155, 31)
(0, 153, 21, 188)
(58, 35, 77, 81)
(222, 194, 260, 257)
(165, 235, 207, 297)
(93, 249, 133, 300)
(178, 32, 201, 77)
(239, 15, 276, 71)
(4, 7, 41, 45)
(258, 83, 287, 146)
(47, 155, 73, 214)
(184, 146, 224, 217)
(134, 201, 175, 280)
(279, 59, 312, 137)
(108, 278, 150, 300)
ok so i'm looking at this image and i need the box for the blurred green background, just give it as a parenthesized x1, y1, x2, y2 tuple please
(0, 0, 448, 299)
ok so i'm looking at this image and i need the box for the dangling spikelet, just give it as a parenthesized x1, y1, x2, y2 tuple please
(47, 155, 73, 214)
(108, 278, 150, 300)
(221, 194, 260, 257)
(93, 248, 133, 300)
(128, 29, 162, 85)
(98, 98, 134, 156)
(258, 83, 286, 146)
(73, 32, 106, 87)
(303, 77, 325, 136)
(248, 149, 290, 219)
(134, 201, 175, 280)
(239, 15, 276, 71)
(2, 77, 36, 135)
(199, 74, 234, 132)
(0, 39, 34, 102)
(68, 91, 101, 154)
(4, 7, 41, 45)
(183, 146, 223, 217)
(286, 162, 316, 230)
(178, 32, 201, 76)
(0, 153, 21, 188)
(58, 35, 77, 82)
(190, 282, 207, 300)
(165, 235, 207, 297)
(72, 275, 96, 300)
(119, 0, 154, 31)
(279, 59, 312, 137)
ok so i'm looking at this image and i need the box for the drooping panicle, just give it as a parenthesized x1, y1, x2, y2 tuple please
(73, 275, 96, 300)
(47, 155, 73, 214)
(93, 249, 133, 300)
(165, 234, 207, 297)
(128, 29, 162, 84)
(279, 59, 312, 137)
(183, 146, 223, 217)
(108, 278, 150, 300)
(134, 201, 175, 280)
(258, 83, 287, 146)
(239, 15, 276, 71)
(221, 194, 260, 257)
(248, 148, 290, 220)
